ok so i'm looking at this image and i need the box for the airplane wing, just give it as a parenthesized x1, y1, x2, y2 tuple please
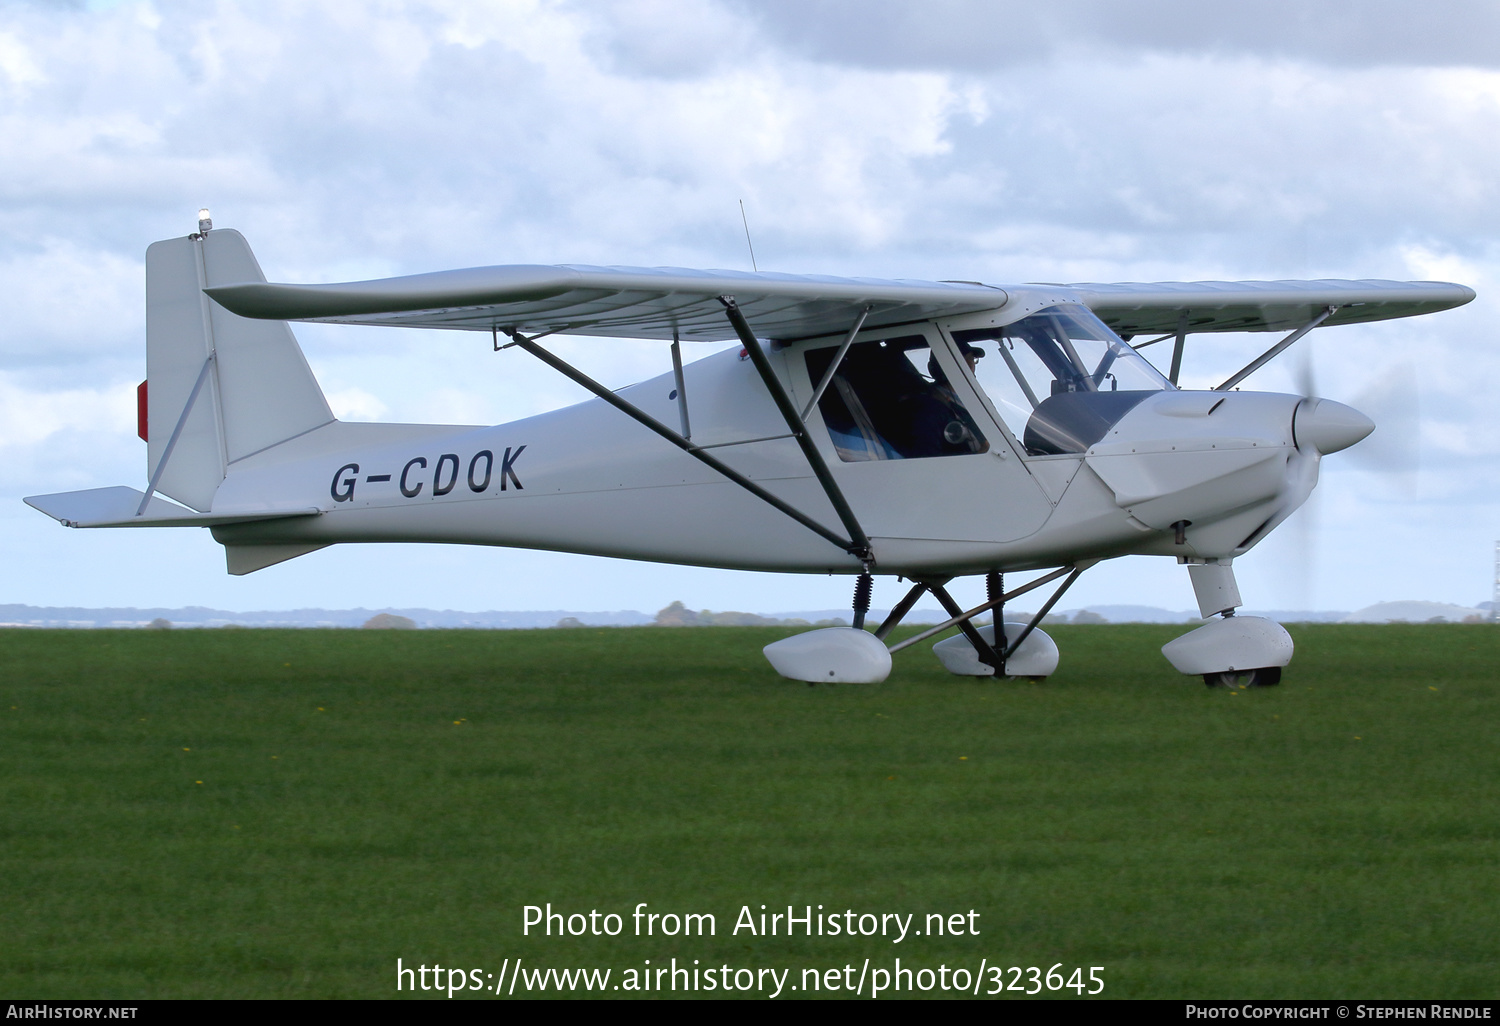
(1070, 279, 1475, 336)
(204, 263, 1474, 342)
(205, 265, 1009, 342)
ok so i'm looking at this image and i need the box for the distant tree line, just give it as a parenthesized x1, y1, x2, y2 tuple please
(651, 601, 848, 628)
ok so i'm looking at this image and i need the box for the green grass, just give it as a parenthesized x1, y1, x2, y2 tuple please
(1, 624, 1497, 999)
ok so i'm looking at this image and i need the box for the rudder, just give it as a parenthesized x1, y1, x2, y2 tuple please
(145, 228, 334, 511)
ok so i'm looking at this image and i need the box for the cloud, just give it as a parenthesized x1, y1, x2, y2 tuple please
(0, 372, 132, 447)
(725, 1, 1500, 72)
(0, 0, 1493, 613)
(0, 372, 139, 499)
(0, 242, 142, 376)
(0, 29, 45, 89)
(323, 386, 388, 423)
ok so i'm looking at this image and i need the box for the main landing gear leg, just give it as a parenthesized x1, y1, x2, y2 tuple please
(928, 580, 1002, 671)
(873, 581, 929, 640)
(897, 565, 1090, 679)
(851, 571, 873, 631)
(763, 564, 1094, 686)
(1160, 560, 1293, 688)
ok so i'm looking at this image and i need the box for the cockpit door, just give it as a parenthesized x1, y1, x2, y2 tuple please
(790, 323, 1053, 546)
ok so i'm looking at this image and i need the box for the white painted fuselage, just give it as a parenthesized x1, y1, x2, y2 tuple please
(211, 335, 1324, 578)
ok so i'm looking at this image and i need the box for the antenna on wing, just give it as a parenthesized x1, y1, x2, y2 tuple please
(739, 199, 758, 272)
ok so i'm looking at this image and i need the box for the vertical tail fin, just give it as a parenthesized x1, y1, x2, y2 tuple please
(145, 228, 334, 511)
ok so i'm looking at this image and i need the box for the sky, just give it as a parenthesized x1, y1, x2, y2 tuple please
(1, 0, 1497, 617)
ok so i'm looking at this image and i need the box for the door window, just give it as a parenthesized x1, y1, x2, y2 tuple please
(805, 335, 989, 462)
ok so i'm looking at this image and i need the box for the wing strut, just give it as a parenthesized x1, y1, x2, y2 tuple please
(719, 297, 874, 565)
(1129, 331, 1177, 351)
(1214, 306, 1337, 392)
(502, 328, 866, 559)
(1169, 310, 1189, 386)
(801, 305, 870, 419)
(669, 331, 692, 440)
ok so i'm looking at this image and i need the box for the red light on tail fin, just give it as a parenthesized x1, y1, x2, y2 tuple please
(137, 380, 148, 441)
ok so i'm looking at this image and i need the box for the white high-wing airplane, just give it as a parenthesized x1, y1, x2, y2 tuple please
(26, 215, 1474, 686)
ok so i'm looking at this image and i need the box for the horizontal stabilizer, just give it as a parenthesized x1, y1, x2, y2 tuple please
(24, 486, 319, 529)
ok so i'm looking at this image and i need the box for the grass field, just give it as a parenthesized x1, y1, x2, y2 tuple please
(1, 623, 1497, 999)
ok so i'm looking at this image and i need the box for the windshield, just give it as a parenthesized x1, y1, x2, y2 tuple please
(954, 304, 1173, 456)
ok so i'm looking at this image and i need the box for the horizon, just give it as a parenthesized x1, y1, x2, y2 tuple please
(3, 597, 1492, 629)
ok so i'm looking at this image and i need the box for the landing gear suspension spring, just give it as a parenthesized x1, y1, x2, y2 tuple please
(852, 572, 873, 631)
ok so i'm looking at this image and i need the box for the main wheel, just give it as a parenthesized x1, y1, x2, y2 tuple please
(1203, 666, 1282, 689)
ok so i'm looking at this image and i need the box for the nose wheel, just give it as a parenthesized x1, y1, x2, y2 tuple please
(1203, 666, 1282, 689)
(1163, 562, 1295, 684)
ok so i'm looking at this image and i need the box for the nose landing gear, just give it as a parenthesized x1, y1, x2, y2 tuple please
(1162, 560, 1293, 687)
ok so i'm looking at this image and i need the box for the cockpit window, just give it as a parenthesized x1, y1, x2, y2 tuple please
(954, 304, 1173, 456)
(805, 335, 989, 462)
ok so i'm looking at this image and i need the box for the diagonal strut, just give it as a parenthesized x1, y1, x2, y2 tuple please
(503, 329, 863, 557)
(719, 296, 874, 564)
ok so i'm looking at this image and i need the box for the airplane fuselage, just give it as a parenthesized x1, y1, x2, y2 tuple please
(211, 338, 1321, 577)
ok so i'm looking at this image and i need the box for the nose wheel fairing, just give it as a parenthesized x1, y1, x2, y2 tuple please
(1162, 615, 1294, 682)
(1163, 560, 1293, 685)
